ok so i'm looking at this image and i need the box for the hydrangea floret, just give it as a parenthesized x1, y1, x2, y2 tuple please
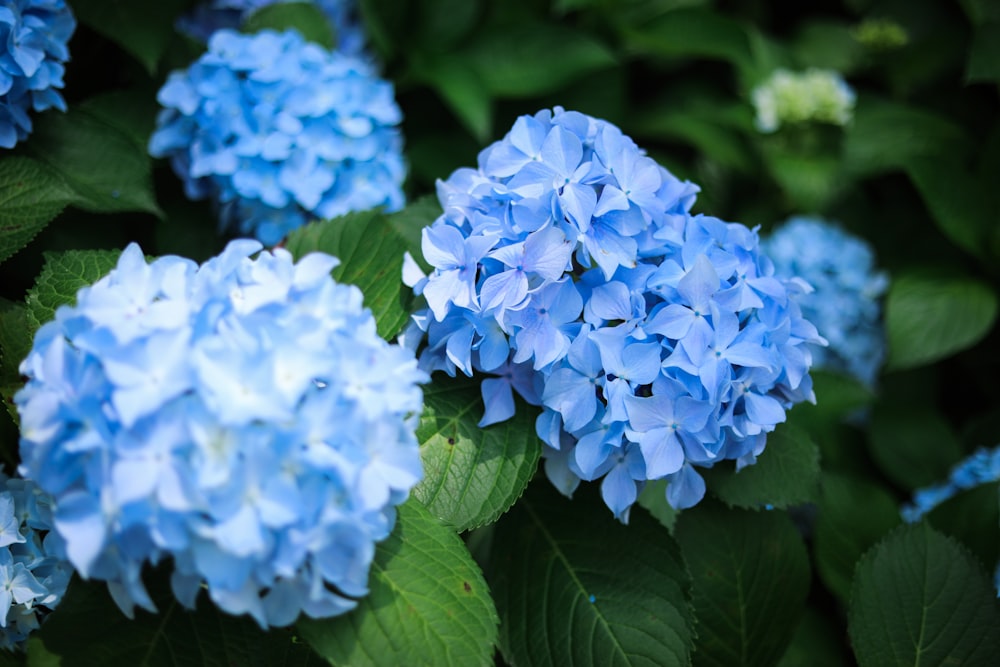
(149, 28, 405, 245)
(15, 240, 427, 628)
(751, 68, 856, 133)
(405, 107, 825, 521)
(178, 0, 368, 58)
(763, 217, 888, 387)
(0, 0, 75, 149)
(0, 473, 71, 651)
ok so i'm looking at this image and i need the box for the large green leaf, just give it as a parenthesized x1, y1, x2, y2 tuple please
(413, 55, 493, 143)
(675, 504, 810, 667)
(242, 2, 335, 49)
(25, 250, 122, 331)
(27, 108, 162, 217)
(885, 271, 997, 371)
(412, 375, 541, 531)
(297, 500, 498, 667)
(488, 483, 695, 666)
(966, 22, 1000, 84)
(703, 423, 820, 510)
(848, 523, 1000, 667)
(790, 20, 862, 72)
(285, 210, 414, 339)
(464, 24, 616, 98)
(0, 299, 32, 423)
(622, 8, 753, 74)
(0, 157, 78, 265)
(813, 473, 902, 603)
(906, 157, 992, 257)
(867, 406, 964, 490)
(926, 482, 1000, 575)
(71, 0, 189, 73)
(34, 572, 322, 666)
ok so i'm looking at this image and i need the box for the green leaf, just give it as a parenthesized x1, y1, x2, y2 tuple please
(78, 90, 160, 152)
(0, 299, 32, 423)
(387, 196, 440, 269)
(464, 24, 616, 97)
(703, 423, 820, 509)
(36, 572, 322, 666)
(868, 405, 965, 490)
(297, 500, 498, 667)
(25, 250, 121, 330)
(71, 0, 189, 73)
(632, 103, 755, 172)
(775, 607, 850, 667)
(848, 523, 1000, 667)
(488, 483, 695, 667)
(906, 156, 992, 257)
(791, 20, 862, 72)
(926, 482, 1000, 574)
(412, 375, 541, 532)
(0, 157, 77, 265)
(622, 8, 753, 73)
(412, 0, 481, 51)
(967, 22, 1000, 84)
(789, 369, 875, 426)
(885, 271, 997, 371)
(637, 478, 678, 533)
(675, 504, 810, 667)
(813, 473, 902, 603)
(413, 56, 493, 143)
(285, 210, 412, 339)
(26, 108, 162, 217)
(242, 2, 336, 49)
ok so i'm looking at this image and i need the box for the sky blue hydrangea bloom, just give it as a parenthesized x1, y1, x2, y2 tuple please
(0, 0, 75, 149)
(149, 29, 405, 246)
(404, 107, 825, 522)
(901, 445, 1000, 595)
(763, 217, 888, 387)
(178, 0, 368, 58)
(15, 240, 426, 628)
(0, 473, 72, 651)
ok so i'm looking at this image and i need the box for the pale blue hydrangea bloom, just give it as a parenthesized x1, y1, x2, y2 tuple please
(149, 29, 405, 245)
(0, 0, 75, 148)
(178, 0, 368, 58)
(16, 240, 426, 628)
(763, 217, 888, 387)
(0, 473, 72, 651)
(901, 445, 1000, 596)
(751, 68, 856, 133)
(404, 107, 825, 522)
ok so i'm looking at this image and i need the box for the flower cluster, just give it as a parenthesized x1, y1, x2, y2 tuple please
(901, 445, 1000, 595)
(149, 29, 405, 246)
(16, 240, 426, 628)
(406, 107, 824, 521)
(0, 0, 75, 149)
(178, 0, 367, 58)
(763, 217, 888, 386)
(0, 473, 71, 651)
(751, 68, 856, 133)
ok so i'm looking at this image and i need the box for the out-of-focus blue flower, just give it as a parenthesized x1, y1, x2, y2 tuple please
(0, 0, 75, 149)
(16, 240, 426, 628)
(149, 29, 405, 245)
(763, 217, 888, 387)
(404, 107, 825, 522)
(901, 445, 1000, 596)
(0, 473, 71, 651)
(178, 0, 368, 58)
(751, 68, 855, 133)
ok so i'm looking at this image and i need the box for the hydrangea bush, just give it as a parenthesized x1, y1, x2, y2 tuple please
(0, 0, 75, 148)
(15, 241, 426, 628)
(406, 108, 825, 520)
(149, 28, 405, 245)
(764, 217, 888, 386)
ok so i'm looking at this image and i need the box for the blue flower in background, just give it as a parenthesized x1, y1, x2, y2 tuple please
(149, 29, 405, 245)
(901, 445, 1000, 595)
(405, 107, 825, 521)
(0, 473, 71, 651)
(763, 217, 888, 387)
(0, 0, 75, 149)
(178, 0, 368, 58)
(16, 240, 426, 628)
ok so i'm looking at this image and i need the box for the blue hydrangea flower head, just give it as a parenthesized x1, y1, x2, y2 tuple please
(0, 0, 75, 148)
(404, 107, 825, 522)
(751, 68, 855, 133)
(16, 240, 426, 628)
(763, 217, 888, 387)
(0, 473, 71, 651)
(178, 0, 368, 58)
(149, 28, 405, 245)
